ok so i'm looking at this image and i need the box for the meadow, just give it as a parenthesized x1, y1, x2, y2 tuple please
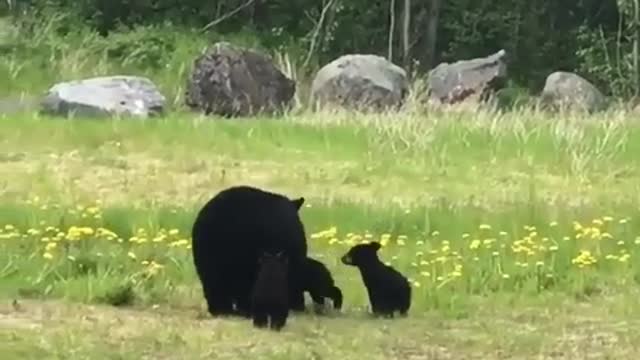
(1, 106, 640, 359)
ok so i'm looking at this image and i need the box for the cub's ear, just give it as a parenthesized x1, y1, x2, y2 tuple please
(291, 197, 305, 210)
(369, 241, 382, 251)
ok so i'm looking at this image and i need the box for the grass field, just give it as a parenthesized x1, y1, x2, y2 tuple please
(3, 107, 640, 358)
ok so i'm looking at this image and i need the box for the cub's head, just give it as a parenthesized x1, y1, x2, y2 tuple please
(341, 242, 382, 267)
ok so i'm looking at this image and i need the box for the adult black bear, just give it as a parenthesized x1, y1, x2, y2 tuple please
(191, 185, 308, 317)
(251, 252, 290, 331)
(341, 242, 411, 318)
(300, 257, 343, 313)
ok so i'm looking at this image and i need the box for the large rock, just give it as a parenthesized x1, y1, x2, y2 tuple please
(540, 71, 607, 113)
(309, 54, 409, 112)
(40, 76, 166, 118)
(427, 49, 507, 104)
(185, 42, 295, 117)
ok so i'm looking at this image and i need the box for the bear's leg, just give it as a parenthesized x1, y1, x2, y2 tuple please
(202, 281, 234, 316)
(252, 307, 269, 329)
(329, 286, 343, 310)
(288, 285, 306, 312)
(269, 308, 288, 331)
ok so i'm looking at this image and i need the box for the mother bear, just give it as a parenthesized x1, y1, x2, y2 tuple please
(191, 185, 308, 317)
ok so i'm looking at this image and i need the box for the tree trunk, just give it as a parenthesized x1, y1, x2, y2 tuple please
(402, 0, 411, 68)
(423, 0, 441, 71)
(388, 0, 396, 61)
(634, 0, 640, 95)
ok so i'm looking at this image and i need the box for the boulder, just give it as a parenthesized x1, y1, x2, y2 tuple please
(40, 76, 166, 118)
(427, 49, 507, 104)
(185, 42, 295, 117)
(540, 71, 607, 113)
(309, 54, 409, 112)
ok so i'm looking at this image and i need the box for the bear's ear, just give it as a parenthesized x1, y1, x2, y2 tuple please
(369, 241, 382, 251)
(291, 197, 305, 210)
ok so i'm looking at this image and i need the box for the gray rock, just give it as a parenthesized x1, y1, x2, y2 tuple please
(40, 76, 166, 118)
(540, 71, 607, 113)
(185, 42, 295, 117)
(0, 95, 39, 116)
(427, 49, 507, 104)
(309, 54, 409, 112)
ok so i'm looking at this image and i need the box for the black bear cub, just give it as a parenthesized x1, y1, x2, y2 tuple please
(301, 257, 343, 313)
(251, 252, 290, 331)
(341, 242, 411, 318)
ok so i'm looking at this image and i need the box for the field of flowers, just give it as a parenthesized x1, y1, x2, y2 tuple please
(2, 194, 639, 312)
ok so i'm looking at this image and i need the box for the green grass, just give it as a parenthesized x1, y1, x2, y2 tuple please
(2, 108, 640, 357)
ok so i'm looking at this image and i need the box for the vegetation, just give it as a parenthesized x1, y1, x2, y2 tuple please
(3, 1, 640, 359)
(2, 110, 640, 357)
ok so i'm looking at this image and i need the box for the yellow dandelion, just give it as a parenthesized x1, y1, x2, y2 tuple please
(169, 229, 179, 236)
(127, 251, 137, 259)
(43, 252, 53, 260)
(479, 224, 491, 231)
(549, 221, 558, 227)
(602, 216, 613, 222)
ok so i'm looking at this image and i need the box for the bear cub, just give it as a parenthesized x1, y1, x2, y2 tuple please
(301, 257, 343, 313)
(341, 242, 411, 318)
(251, 252, 290, 331)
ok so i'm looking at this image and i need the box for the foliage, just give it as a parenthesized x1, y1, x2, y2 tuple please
(1, 0, 635, 97)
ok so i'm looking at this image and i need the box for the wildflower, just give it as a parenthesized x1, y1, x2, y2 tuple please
(571, 250, 597, 268)
(479, 224, 491, 231)
(431, 231, 440, 237)
(602, 216, 613, 222)
(499, 231, 508, 237)
(502, 274, 510, 279)
(169, 229, 179, 236)
(380, 234, 391, 247)
(420, 271, 430, 277)
(469, 239, 481, 250)
(43, 252, 53, 260)
(549, 221, 558, 227)
(619, 218, 629, 225)
(127, 251, 137, 259)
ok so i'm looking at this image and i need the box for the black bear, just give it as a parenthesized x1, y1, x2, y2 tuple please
(251, 252, 290, 331)
(191, 185, 308, 317)
(300, 257, 343, 313)
(341, 241, 411, 318)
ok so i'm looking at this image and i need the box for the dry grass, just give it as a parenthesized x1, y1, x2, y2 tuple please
(2, 297, 640, 359)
